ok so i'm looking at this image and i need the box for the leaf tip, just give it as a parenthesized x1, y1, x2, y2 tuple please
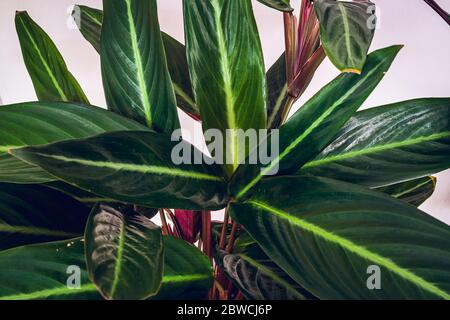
(342, 68, 362, 75)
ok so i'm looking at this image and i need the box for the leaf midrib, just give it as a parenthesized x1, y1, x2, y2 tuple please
(337, 2, 356, 69)
(109, 219, 126, 298)
(0, 224, 78, 237)
(249, 199, 450, 300)
(302, 131, 450, 169)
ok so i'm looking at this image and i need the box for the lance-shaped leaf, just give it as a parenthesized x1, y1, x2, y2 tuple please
(300, 98, 450, 188)
(184, 0, 267, 176)
(101, 0, 179, 133)
(266, 54, 289, 129)
(231, 176, 450, 299)
(175, 210, 202, 243)
(216, 243, 315, 300)
(377, 177, 436, 207)
(11, 131, 228, 210)
(45, 181, 116, 206)
(0, 183, 89, 251)
(72, 5, 102, 53)
(231, 45, 402, 200)
(85, 203, 164, 300)
(256, 0, 293, 12)
(0, 102, 147, 184)
(0, 237, 212, 300)
(73, 5, 199, 119)
(15, 11, 89, 103)
(314, 0, 376, 73)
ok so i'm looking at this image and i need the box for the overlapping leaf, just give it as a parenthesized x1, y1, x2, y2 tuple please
(256, 0, 293, 12)
(231, 176, 450, 299)
(101, 0, 179, 133)
(231, 45, 402, 199)
(12, 131, 228, 210)
(0, 102, 147, 183)
(73, 4, 198, 118)
(314, 0, 376, 73)
(300, 98, 450, 187)
(15, 11, 89, 103)
(0, 183, 89, 250)
(377, 176, 436, 207)
(184, 0, 267, 175)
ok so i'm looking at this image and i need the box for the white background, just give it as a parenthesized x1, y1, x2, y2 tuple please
(0, 0, 449, 224)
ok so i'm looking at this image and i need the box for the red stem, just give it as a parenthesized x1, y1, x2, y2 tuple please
(424, 0, 450, 26)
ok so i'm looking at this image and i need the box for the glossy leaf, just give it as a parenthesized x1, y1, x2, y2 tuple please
(377, 177, 436, 207)
(300, 98, 450, 187)
(231, 45, 402, 200)
(44, 181, 117, 206)
(0, 102, 147, 184)
(73, 5, 199, 119)
(73, 5, 102, 53)
(184, 0, 267, 175)
(85, 203, 164, 300)
(266, 54, 289, 129)
(101, 0, 180, 133)
(15, 11, 89, 103)
(314, 0, 376, 73)
(0, 239, 99, 300)
(175, 210, 202, 243)
(0, 237, 212, 300)
(256, 0, 293, 12)
(12, 131, 228, 210)
(216, 243, 315, 300)
(0, 183, 89, 250)
(231, 176, 450, 299)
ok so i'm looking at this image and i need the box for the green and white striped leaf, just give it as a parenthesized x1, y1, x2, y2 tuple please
(231, 45, 402, 200)
(0, 102, 147, 184)
(73, 5, 199, 118)
(184, 0, 267, 176)
(0, 237, 212, 300)
(11, 131, 228, 210)
(101, 0, 180, 133)
(377, 176, 436, 207)
(0, 183, 89, 250)
(300, 98, 450, 188)
(314, 0, 376, 73)
(231, 176, 450, 299)
(216, 244, 315, 300)
(256, 0, 293, 12)
(15, 11, 89, 103)
(85, 203, 163, 300)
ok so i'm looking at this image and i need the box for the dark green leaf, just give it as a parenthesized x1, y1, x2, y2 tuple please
(15, 11, 89, 103)
(216, 243, 315, 300)
(0, 102, 147, 184)
(266, 54, 289, 129)
(85, 203, 164, 300)
(256, 0, 293, 12)
(44, 181, 117, 206)
(101, 0, 180, 133)
(0, 237, 212, 300)
(300, 98, 450, 187)
(0, 183, 89, 250)
(377, 176, 436, 207)
(12, 131, 228, 210)
(314, 0, 376, 73)
(73, 5, 199, 119)
(231, 176, 450, 299)
(184, 0, 267, 176)
(231, 45, 402, 200)
(73, 5, 102, 53)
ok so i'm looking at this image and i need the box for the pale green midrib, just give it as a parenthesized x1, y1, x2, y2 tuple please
(0, 274, 209, 300)
(173, 83, 196, 109)
(267, 84, 288, 128)
(302, 131, 450, 169)
(338, 3, 356, 68)
(392, 179, 432, 198)
(0, 284, 97, 301)
(109, 221, 126, 298)
(0, 146, 23, 153)
(0, 224, 78, 237)
(82, 10, 102, 27)
(236, 56, 384, 199)
(211, 0, 238, 170)
(249, 200, 450, 300)
(238, 253, 305, 298)
(125, 0, 152, 127)
(29, 152, 222, 181)
(18, 17, 69, 101)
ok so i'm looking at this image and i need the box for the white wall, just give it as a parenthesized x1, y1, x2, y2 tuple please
(0, 0, 449, 224)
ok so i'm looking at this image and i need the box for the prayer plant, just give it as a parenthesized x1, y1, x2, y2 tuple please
(0, 0, 449, 300)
